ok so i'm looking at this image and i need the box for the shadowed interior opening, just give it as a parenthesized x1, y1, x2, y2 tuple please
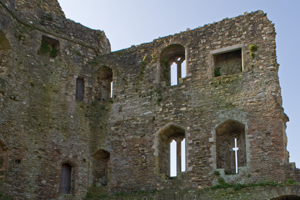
(216, 120, 246, 174)
(214, 49, 242, 77)
(94, 66, 113, 101)
(92, 149, 110, 186)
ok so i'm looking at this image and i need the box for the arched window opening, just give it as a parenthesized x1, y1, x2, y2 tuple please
(160, 44, 185, 86)
(271, 195, 300, 200)
(159, 124, 185, 177)
(93, 66, 113, 101)
(216, 120, 246, 174)
(170, 139, 177, 177)
(0, 141, 7, 182)
(92, 149, 110, 186)
(0, 31, 11, 77)
(60, 163, 72, 194)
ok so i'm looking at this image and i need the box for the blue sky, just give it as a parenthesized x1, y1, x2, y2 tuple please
(57, 0, 300, 167)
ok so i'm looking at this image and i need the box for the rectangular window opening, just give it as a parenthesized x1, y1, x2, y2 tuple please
(76, 78, 84, 101)
(37, 35, 60, 58)
(181, 60, 186, 78)
(110, 81, 113, 98)
(60, 164, 72, 194)
(214, 49, 242, 77)
(181, 139, 186, 172)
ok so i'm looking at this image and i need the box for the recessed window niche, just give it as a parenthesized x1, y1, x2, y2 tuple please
(76, 77, 84, 101)
(60, 163, 72, 194)
(158, 124, 185, 177)
(216, 120, 246, 174)
(159, 44, 186, 86)
(93, 66, 113, 101)
(210, 44, 244, 77)
(37, 35, 60, 58)
(92, 149, 110, 186)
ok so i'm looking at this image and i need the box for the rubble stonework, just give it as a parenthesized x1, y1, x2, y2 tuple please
(0, 0, 299, 199)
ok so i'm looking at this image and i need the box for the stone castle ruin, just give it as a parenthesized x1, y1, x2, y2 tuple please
(0, 0, 299, 199)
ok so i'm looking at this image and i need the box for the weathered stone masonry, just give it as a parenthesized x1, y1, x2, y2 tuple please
(0, 0, 299, 199)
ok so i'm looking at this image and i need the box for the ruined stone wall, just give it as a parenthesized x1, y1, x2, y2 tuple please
(0, 0, 297, 199)
(0, 0, 110, 54)
(90, 10, 294, 194)
(14, 0, 65, 21)
(0, 1, 111, 199)
(85, 185, 300, 200)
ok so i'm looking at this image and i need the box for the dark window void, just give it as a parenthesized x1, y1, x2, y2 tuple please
(0, 31, 11, 76)
(271, 196, 300, 200)
(94, 66, 113, 101)
(0, 142, 7, 182)
(76, 78, 84, 101)
(159, 125, 185, 177)
(214, 49, 242, 77)
(10, 0, 15, 9)
(160, 44, 185, 86)
(0, 31, 10, 50)
(37, 35, 60, 58)
(216, 120, 246, 174)
(60, 163, 72, 194)
(92, 149, 110, 186)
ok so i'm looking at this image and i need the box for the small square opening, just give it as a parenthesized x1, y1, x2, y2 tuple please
(37, 35, 60, 58)
(214, 49, 242, 77)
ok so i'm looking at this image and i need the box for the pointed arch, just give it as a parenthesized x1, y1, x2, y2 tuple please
(158, 123, 185, 142)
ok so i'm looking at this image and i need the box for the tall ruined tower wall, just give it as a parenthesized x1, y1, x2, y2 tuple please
(94, 10, 292, 193)
(0, 0, 298, 199)
(0, 0, 110, 199)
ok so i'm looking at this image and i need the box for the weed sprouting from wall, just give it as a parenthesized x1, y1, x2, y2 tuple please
(249, 44, 258, 59)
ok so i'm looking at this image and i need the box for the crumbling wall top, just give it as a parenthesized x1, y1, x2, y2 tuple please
(0, 0, 111, 54)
